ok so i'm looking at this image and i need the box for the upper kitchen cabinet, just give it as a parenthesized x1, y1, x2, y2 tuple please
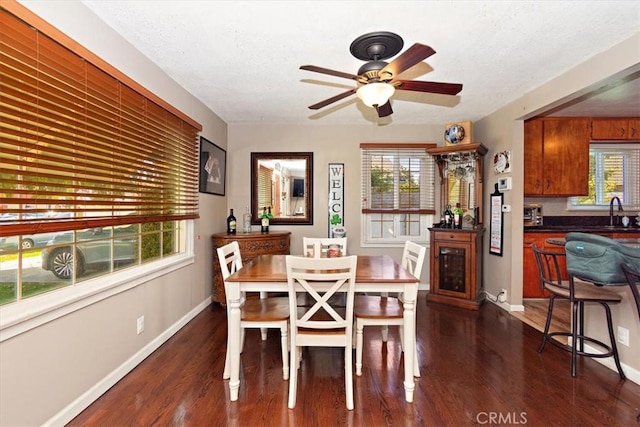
(591, 118, 640, 140)
(524, 117, 590, 197)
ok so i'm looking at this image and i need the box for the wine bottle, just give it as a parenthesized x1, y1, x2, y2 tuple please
(453, 203, 463, 229)
(242, 206, 251, 233)
(227, 209, 237, 234)
(261, 207, 269, 233)
(444, 204, 453, 228)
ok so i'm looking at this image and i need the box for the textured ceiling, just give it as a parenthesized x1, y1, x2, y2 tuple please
(79, 1, 640, 125)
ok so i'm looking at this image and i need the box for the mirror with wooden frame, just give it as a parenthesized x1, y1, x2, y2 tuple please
(251, 152, 313, 225)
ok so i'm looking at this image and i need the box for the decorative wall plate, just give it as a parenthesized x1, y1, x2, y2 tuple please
(493, 150, 511, 174)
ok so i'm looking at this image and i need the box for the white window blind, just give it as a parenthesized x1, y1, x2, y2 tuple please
(361, 143, 436, 214)
(571, 144, 640, 207)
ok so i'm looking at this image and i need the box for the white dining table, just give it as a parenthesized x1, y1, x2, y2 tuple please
(224, 254, 420, 403)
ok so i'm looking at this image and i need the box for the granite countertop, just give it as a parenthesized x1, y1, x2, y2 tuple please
(524, 215, 640, 233)
(525, 225, 640, 233)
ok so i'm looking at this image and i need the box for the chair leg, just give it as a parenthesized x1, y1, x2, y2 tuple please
(355, 320, 364, 376)
(602, 302, 626, 380)
(223, 341, 231, 379)
(381, 325, 389, 342)
(578, 301, 585, 353)
(538, 295, 556, 353)
(571, 301, 579, 377)
(345, 343, 354, 410)
(225, 328, 246, 379)
(288, 344, 298, 409)
(280, 324, 289, 380)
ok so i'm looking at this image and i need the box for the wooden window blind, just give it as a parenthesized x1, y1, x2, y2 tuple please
(360, 143, 436, 214)
(0, 8, 201, 236)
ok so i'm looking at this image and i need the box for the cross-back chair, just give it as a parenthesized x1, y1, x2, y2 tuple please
(302, 237, 347, 258)
(285, 255, 358, 410)
(354, 240, 426, 377)
(217, 241, 289, 380)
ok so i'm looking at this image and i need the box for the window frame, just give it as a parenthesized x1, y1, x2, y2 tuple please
(360, 143, 436, 246)
(568, 143, 640, 211)
(0, 4, 201, 338)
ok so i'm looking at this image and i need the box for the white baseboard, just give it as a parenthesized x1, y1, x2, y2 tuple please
(44, 298, 212, 427)
(485, 291, 524, 312)
(581, 342, 640, 386)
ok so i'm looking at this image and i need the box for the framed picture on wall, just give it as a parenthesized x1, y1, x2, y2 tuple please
(199, 137, 226, 196)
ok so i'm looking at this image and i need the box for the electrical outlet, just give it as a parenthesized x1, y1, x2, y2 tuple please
(617, 326, 629, 347)
(498, 289, 507, 303)
(136, 316, 145, 335)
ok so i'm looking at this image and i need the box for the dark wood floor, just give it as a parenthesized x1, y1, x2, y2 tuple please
(69, 292, 640, 426)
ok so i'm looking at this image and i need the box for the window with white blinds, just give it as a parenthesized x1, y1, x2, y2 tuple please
(571, 144, 640, 208)
(360, 143, 436, 243)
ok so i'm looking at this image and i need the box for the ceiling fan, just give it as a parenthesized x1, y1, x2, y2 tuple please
(300, 31, 463, 118)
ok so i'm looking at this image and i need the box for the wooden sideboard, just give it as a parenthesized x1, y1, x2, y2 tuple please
(211, 231, 291, 304)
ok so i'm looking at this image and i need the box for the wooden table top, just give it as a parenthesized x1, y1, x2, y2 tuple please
(226, 254, 419, 283)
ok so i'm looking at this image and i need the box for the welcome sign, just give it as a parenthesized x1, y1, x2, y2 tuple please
(328, 163, 344, 237)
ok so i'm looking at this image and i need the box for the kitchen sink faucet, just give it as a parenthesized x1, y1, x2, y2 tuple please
(609, 196, 623, 227)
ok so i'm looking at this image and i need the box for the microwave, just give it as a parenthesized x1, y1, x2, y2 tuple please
(524, 204, 543, 227)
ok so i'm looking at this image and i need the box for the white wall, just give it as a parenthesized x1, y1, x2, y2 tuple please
(0, 2, 227, 425)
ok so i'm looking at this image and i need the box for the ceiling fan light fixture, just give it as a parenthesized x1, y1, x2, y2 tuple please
(356, 82, 395, 107)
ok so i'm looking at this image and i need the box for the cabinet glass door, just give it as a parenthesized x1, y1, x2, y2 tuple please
(438, 246, 466, 294)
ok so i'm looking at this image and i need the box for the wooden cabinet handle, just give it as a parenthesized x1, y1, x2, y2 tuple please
(631, 126, 637, 138)
(620, 127, 626, 138)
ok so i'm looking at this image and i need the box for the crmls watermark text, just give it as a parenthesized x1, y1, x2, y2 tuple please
(476, 412, 528, 425)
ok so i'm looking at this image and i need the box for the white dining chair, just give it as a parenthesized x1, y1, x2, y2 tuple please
(354, 240, 426, 377)
(285, 255, 358, 410)
(302, 237, 347, 258)
(217, 241, 290, 380)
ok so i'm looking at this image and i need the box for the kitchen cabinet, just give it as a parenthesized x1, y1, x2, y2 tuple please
(522, 232, 566, 298)
(427, 228, 485, 310)
(591, 118, 640, 140)
(211, 231, 290, 304)
(524, 118, 590, 197)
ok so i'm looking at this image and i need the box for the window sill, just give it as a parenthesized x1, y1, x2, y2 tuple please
(0, 254, 195, 342)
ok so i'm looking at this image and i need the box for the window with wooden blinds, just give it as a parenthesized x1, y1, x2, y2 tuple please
(0, 8, 201, 237)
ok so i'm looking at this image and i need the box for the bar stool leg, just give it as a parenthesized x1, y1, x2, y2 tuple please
(571, 301, 579, 377)
(603, 302, 626, 380)
(538, 295, 556, 353)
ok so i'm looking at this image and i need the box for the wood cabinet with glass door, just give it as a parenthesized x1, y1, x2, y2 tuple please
(426, 143, 487, 310)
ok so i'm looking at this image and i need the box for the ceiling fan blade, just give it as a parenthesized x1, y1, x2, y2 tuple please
(375, 101, 393, 118)
(300, 65, 359, 81)
(379, 43, 436, 79)
(308, 89, 357, 110)
(395, 80, 463, 96)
